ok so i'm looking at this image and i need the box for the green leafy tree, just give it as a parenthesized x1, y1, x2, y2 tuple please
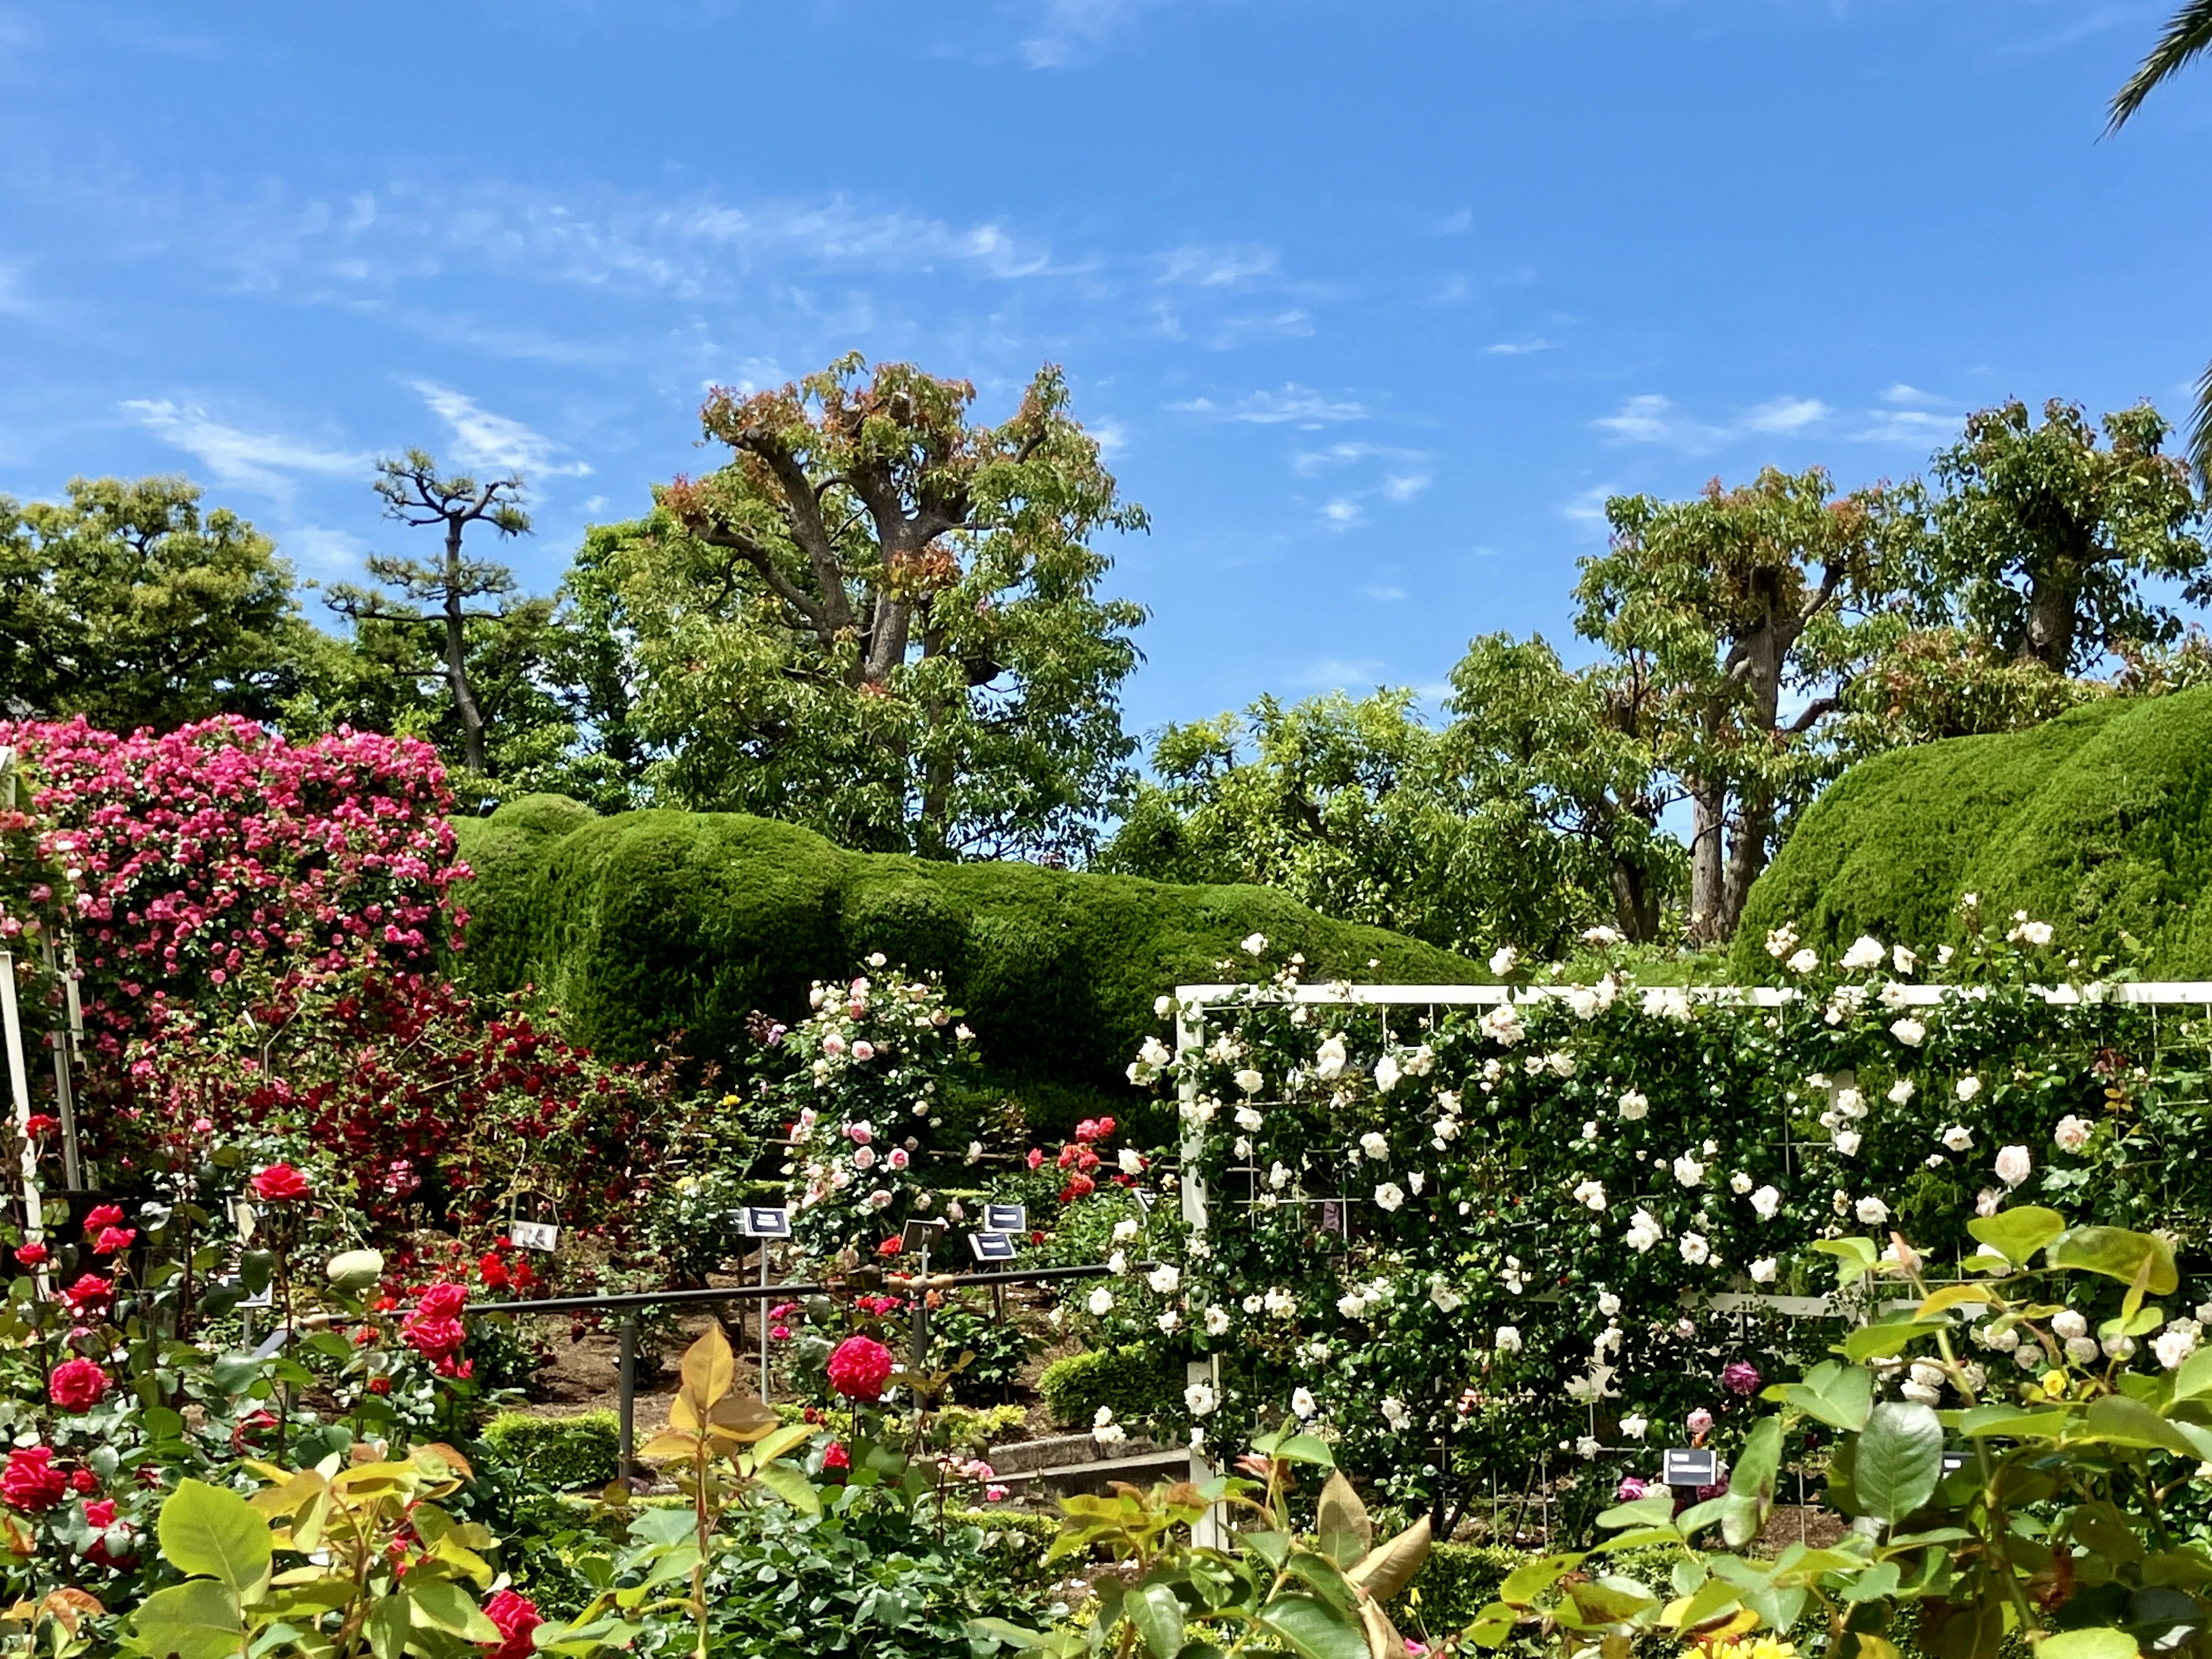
(325, 450, 532, 777)
(1579, 466, 1908, 942)
(1921, 399, 2205, 673)
(2111, 2, 2212, 486)
(0, 475, 313, 730)
(609, 354, 1147, 860)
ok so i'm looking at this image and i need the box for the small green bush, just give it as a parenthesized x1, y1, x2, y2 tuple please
(482, 1410, 622, 1491)
(1039, 1344, 1175, 1430)
(934, 1402, 1030, 1452)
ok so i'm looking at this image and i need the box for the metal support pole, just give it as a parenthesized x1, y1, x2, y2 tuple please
(1175, 986, 1230, 1549)
(618, 1316, 638, 1482)
(910, 1242, 931, 1374)
(757, 1242, 771, 1403)
(40, 934, 79, 1191)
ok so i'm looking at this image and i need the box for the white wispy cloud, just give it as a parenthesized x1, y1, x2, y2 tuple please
(1562, 484, 1619, 527)
(122, 399, 372, 496)
(1020, 0, 1154, 67)
(1381, 473, 1430, 501)
(1882, 382, 1945, 405)
(1853, 407, 1963, 446)
(1365, 584, 1407, 601)
(411, 381, 592, 478)
(1160, 244, 1278, 286)
(1321, 498, 1362, 528)
(1087, 416, 1131, 459)
(1593, 392, 1830, 452)
(1290, 440, 1425, 475)
(1195, 384, 1367, 426)
(1434, 209, 1472, 236)
(1743, 396, 1830, 433)
(1486, 338, 1553, 355)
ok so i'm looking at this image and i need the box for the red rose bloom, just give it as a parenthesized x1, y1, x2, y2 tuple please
(875, 1237, 902, 1258)
(249, 1164, 310, 1202)
(82, 1498, 116, 1528)
(58, 1274, 111, 1315)
(824, 1335, 895, 1402)
(484, 1589, 542, 1659)
(0, 1448, 66, 1513)
(477, 1253, 509, 1290)
(21, 1115, 56, 1138)
(415, 1282, 467, 1320)
(821, 1440, 850, 1471)
(70, 1468, 98, 1494)
(81, 1205, 124, 1232)
(49, 1359, 111, 1412)
(13, 1241, 47, 1268)
(90, 1227, 135, 1256)
(82, 1497, 134, 1567)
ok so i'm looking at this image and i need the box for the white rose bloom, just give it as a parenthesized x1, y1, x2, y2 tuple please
(1893, 944, 1918, 975)
(1575, 1435, 1603, 1459)
(1095, 1420, 1128, 1446)
(2064, 1335, 2101, 1364)
(1620, 1412, 1650, 1440)
(1679, 1232, 1711, 1266)
(1572, 1179, 1608, 1213)
(1154, 994, 1176, 1018)
(1729, 1171, 1753, 1195)
(1107, 1251, 1129, 1277)
(1088, 1289, 1115, 1316)
(1268, 1161, 1293, 1190)
(2155, 1327, 2200, 1371)
(2104, 1333, 2139, 1361)
(1787, 948, 1820, 975)
(1888, 1078, 1915, 1106)
(1113, 1217, 1141, 1243)
(1428, 1277, 1464, 1313)
(1751, 1184, 1782, 1220)
(1750, 1256, 1779, 1284)
(1432, 1118, 1460, 1146)
(1855, 1196, 1891, 1226)
(1264, 1287, 1298, 1317)
(1584, 925, 1623, 946)
(1234, 1104, 1264, 1132)
(1581, 1121, 1600, 1142)
(1994, 1145, 2032, 1188)
(1836, 1088, 1866, 1119)
(1119, 1147, 1145, 1176)
(1241, 932, 1269, 956)
(1618, 1090, 1649, 1122)
(1488, 944, 1520, 976)
(1956, 1075, 1983, 1102)
(1479, 1004, 1526, 1048)
(1374, 1055, 1403, 1093)
(1900, 1379, 1942, 1405)
(1597, 1291, 1622, 1317)
(1291, 1387, 1318, 1420)
(1941, 1125, 1974, 1153)
(1234, 1068, 1264, 1096)
(2052, 1309, 2088, 1340)
(1149, 1264, 1181, 1295)
(2054, 1115, 2093, 1154)
(1890, 1018, 1926, 1047)
(1315, 1036, 1348, 1078)
(1359, 1131, 1390, 1161)
(1185, 1381, 1218, 1416)
(1205, 1305, 1232, 1335)
(1976, 1187, 2002, 1218)
(1381, 1396, 1411, 1432)
(1672, 1153, 1706, 1188)
(1625, 1208, 1664, 1253)
(1834, 1129, 1863, 1157)
(1840, 935, 1885, 971)
(1139, 1036, 1173, 1067)
(1409, 1171, 1425, 1194)
(1158, 1310, 1181, 1334)
(1494, 1325, 1522, 1353)
(1374, 1181, 1406, 1213)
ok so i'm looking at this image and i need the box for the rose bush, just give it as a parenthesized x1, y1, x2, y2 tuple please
(1124, 907, 2212, 1529)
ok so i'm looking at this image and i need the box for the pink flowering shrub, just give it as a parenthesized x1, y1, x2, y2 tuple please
(0, 715, 463, 1062)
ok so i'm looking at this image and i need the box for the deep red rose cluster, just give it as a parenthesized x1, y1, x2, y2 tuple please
(1, 1447, 66, 1512)
(401, 1281, 470, 1376)
(484, 1589, 542, 1659)
(249, 1163, 310, 1202)
(48, 1358, 111, 1412)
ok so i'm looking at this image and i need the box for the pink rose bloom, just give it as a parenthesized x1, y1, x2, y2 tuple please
(887, 1148, 909, 1171)
(1686, 1408, 1715, 1438)
(848, 1124, 872, 1145)
(852, 1041, 875, 1062)
(852, 1145, 877, 1171)
(823, 1033, 846, 1056)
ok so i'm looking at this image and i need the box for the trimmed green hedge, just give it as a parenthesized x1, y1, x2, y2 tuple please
(451, 798, 1480, 1109)
(1733, 690, 2212, 979)
(1038, 1343, 1177, 1429)
(482, 1410, 622, 1491)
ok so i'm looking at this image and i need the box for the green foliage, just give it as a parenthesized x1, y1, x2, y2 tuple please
(482, 1411, 622, 1492)
(1038, 1344, 1175, 1430)
(448, 794, 1479, 1101)
(0, 474, 317, 730)
(605, 355, 1150, 862)
(1733, 688, 2212, 978)
(931, 1404, 1032, 1452)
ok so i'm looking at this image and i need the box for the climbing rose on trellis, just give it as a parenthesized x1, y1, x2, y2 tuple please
(0, 715, 464, 1058)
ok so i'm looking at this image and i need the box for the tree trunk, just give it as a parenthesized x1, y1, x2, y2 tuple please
(1686, 781, 1727, 944)
(1609, 854, 1660, 943)
(2018, 562, 2081, 672)
(1720, 784, 1773, 941)
(443, 525, 488, 775)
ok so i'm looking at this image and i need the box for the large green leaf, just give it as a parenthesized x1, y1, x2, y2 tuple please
(1501, 1552, 1586, 1605)
(1778, 1362, 1874, 1433)
(128, 1580, 245, 1659)
(751, 1460, 823, 1517)
(1315, 1470, 1372, 1569)
(2084, 1396, 2210, 1460)
(1854, 1402, 1944, 1524)
(2173, 1347, 2212, 1403)
(2037, 1628, 2140, 1659)
(1967, 1206, 2065, 1266)
(407, 1578, 501, 1644)
(1846, 1322, 1941, 1362)
(1127, 1584, 1186, 1659)
(157, 1480, 272, 1600)
(1256, 1593, 1368, 1659)
(2048, 1229, 2177, 1295)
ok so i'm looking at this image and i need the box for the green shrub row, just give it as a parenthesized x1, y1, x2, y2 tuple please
(450, 796, 1479, 1127)
(481, 1410, 622, 1491)
(1037, 1343, 1177, 1429)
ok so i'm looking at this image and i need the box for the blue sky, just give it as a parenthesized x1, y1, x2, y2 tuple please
(1, 1, 2206, 740)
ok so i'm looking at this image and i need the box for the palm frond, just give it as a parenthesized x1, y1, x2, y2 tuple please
(2192, 356, 2212, 498)
(2109, 0, 2212, 131)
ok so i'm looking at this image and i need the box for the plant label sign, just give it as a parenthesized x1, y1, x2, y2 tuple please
(984, 1203, 1027, 1234)
(900, 1217, 948, 1255)
(509, 1220, 560, 1252)
(739, 1207, 791, 1238)
(1660, 1448, 1719, 1487)
(968, 1232, 1017, 1263)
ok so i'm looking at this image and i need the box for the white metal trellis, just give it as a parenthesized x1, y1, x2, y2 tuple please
(1171, 976, 2212, 1528)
